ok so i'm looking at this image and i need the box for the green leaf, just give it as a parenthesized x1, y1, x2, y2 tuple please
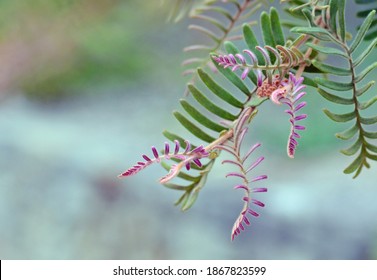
(306, 43, 347, 58)
(323, 109, 356, 122)
(354, 37, 377, 66)
(300, 74, 317, 87)
(317, 88, 354, 105)
(340, 137, 362, 156)
(356, 81, 375, 96)
(243, 24, 265, 65)
(360, 115, 377, 125)
(270, 7, 285, 46)
(175, 192, 189, 207)
(163, 130, 196, 149)
(355, 62, 377, 83)
(246, 96, 268, 107)
(316, 78, 353, 91)
(355, 0, 377, 4)
(343, 152, 364, 175)
(173, 111, 216, 142)
(188, 84, 238, 121)
(197, 69, 243, 108)
(338, 0, 346, 41)
(350, 10, 376, 53)
(302, 8, 316, 27)
(163, 183, 189, 191)
(329, 0, 339, 34)
(211, 56, 250, 96)
(195, 6, 233, 21)
(291, 27, 333, 41)
(224, 41, 240, 55)
(312, 60, 351, 76)
(180, 99, 226, 132)
(336, 124, 359, 140)
(364, 130, 377, 139)
(366, 142, 377, 153)
(193, 14, 228, 33)
(189, 24, 220, 43)
(366, 153, 377, 160)
(358, 95, 377, 110)
(181, 191, 199, 211)
(260, 11, 275, 47)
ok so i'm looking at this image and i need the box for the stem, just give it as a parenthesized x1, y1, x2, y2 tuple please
(185, 0, 261, 93)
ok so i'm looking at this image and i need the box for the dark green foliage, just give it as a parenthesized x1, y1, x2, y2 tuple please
(162, 6, 291, 208)
(355, 0, 377, 40)
(293, 3, 377, 178)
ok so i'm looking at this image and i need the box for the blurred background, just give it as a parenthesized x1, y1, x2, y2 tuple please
(0, 0, 377, 259)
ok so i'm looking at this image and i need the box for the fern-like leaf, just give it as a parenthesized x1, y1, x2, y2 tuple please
(118, 140, 209, 183)
(292, 1, 377, 177)
(182, 0, 265, 81)
(270, 73, 307, 158)
(355, 0, 377, 41)
(215, 107, 267, 240)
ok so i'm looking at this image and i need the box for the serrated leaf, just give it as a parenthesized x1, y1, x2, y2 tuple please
(188, 84, 238, 121)
(360, 115, 377, 125)
(317, 88, 354, 104)
(359, 95, 377, 110)
(173, 111, 216, 142)
(211, 56, 250, 96)
(197, 69, 243, 108)
(355, 62, 377, 83)
(270, 7, 285, 46)
(340, 137, 363, 156)
(343, 152, 364, 175)
(306, 43, 347, 58)
(336, 124, 359, 140)
(316, 78, 353, 91)
(323, 109, 356, 122)
(312, 60, 351, 76)
(350, 10, 376, 53)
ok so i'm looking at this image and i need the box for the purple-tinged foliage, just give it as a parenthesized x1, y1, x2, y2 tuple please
(271, 73, 307, 158)
(118, 140, 209, 183)
(212, 51, 264, 85)
(215, 107, 267, 240)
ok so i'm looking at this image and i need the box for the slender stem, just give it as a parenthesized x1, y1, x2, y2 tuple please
(185, 0, 260, 92)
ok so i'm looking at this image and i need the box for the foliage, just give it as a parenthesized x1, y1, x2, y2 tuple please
(119, 0, 377, 240)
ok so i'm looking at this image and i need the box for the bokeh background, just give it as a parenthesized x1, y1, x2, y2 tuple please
(1, 0, 377, 259)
